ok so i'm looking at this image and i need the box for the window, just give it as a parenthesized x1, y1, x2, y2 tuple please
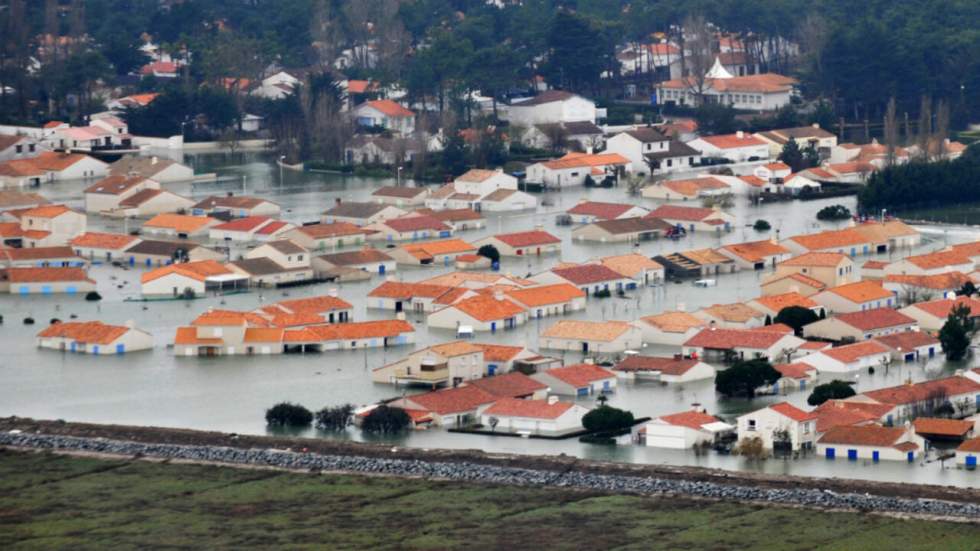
(747, 419, 756, 431)
(29, 144, 35, 152)
(15, 145, 22, 153)
(803, 422, 810, 435)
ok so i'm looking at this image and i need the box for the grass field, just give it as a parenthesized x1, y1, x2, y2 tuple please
(1, 449, 978, 550)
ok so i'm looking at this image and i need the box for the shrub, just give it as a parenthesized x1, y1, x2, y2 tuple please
(807, 380, 857, 406)
(753, 219, 771, 231)
(265, 402, 313, 427)
(477, 244, 501, 264)
(362, 405, 411, 434)
(84, 291, 102, 301)
(733, 437, 767, 459)
(715, 359, 781, 398)
(816, 204, 852, 221)
(180, 287, 196, 300)
(774, 306, 820, 336)
(592, 288, 612, 298)
(315, 404, 354, 431)
(582, 405, 634, 433)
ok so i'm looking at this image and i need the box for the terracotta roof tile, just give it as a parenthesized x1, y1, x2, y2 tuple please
(640, 311, 706, 333)
(823, 280, 892, 303)
(361, 99, 414, 118)
(615, 356, 703, 375)
(552, 264, 626, 285)
(4, 266, 92, 283)
(443, 294, 525, 322)
(782, 251, 850, 268)
(657, 410, 720, 430)
(541, 320, 633, 342)
(492, 230, 561, 248)
(540, 363, 615, 387)
(821, 341, 890, 363)
(684, 327, 789, 350)
(912, 417, 973, 437)
(721, 240, 790, 263)
(752, 292, 818, 312)
(567, 201, 637, 220)
(144, 214, 215, 233)
(818, 425, 910, 447)
(407, 385, 496, 415)
(861, 376, 980, 406)
(70, 232, 138, 250)
(482, 397, 575, 419)
(471, 343, 524, 362)
(769, 401, 817, 422)
(37, 321, 131, 344)
(466, 372, 548, 398)
(647, 204, 718, 221)
(833, 308, 915, 331)
(506, 283, 584, 307)
(907, 296, 980, 319)
(872, 331, 939, 351)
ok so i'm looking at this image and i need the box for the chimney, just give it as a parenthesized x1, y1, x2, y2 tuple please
(548, 395, 559, 405)
(534, 224, 544, 231)
(396, 312, 406, 321)
(812, 123, 820, 129)
(328, 288, 338, 297)
(493, 290, 504, 301)
(584, 357, 595, 364)
(736, 130, 744, 139)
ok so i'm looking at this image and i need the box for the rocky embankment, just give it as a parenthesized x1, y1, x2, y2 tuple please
(2, 420, 979, 521)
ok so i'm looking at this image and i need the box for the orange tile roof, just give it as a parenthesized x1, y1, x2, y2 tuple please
(700, 303, 764, 323)
(885, 272, 971, 290)
(752, 292, 818, 312)
(912, 417, 973, 437)
(4, 267, 93, 283)
(368, 280, 454, 300)
(901, 250, 973, 270)
(471, 343, 524, 362)
(599, 254, 663, 279)
(662, 177, 729, 197)
(615, 356, 703, 375)
(29, 152, 95, 171)
(446, 294, 525, 322)
(872, 331, 938, 351)
(542, 152, 629, 170)
(140, 260, 232, 284)
(812, 400, 887, 433)
(823, 280, 892, 303)
(506, 283, 584, 307)
(541, 363, 615, 387)
(192, 309, 271, 327)
(647, 204, 717, 221)
(821, 341, 890, 363)
(403, 238, 474, 257)
(294, 222, 367, 239)
(698, 133, 766, 149)
(70, 232, 138, 250)
(763, 272, 828, 292)
(787, 229, 868, 251)
(641, 311, 705, 333)
(721, 240, 790, 263)
(541, 320, 633, 342)
(0, 246, 78, 261)
(567, 201, 637, 220)
(173, 327, 223, 346)
(22, 204, 72, 219)
(37, 321, 130, 344)
(362, 99, 414, 118)
(428, 341, 485, 357)
(305, 319, 414, 340)
(957, 437, 980, 453)
(482, 397, 575, 419)
(144, 213, 214, 233)
(272, 295, 353, 313)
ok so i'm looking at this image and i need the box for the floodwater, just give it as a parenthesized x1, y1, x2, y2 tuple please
(2, 150, 979, 488)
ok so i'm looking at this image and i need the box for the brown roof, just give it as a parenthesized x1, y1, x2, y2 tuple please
(512, 90, 577, 106)
(684, 328, 789, 350)
(567, 201, 638, 220)
(482, 397, 575, 420)
(3, 266, 93, 283)
(466, 372, 548, 398)
(657, 410, 720, 430)
(372, 186, 427, 198)
(117, 188, 166, 207)
(591, 216, 673, 235)
(872, 331, 939, 351)
(832, 308, 915, 331)
(317, 248, 393, 266)
(614, 355, 703, 375)
(552, 264, 626, 285)
(862, 376, 980, 406)
(540, 363, 615, 387)
(541, 320, 633, 342)
(912, 417, 973, 437)
(493, 230, 561, 247)
(641, 311, 705, 333)
(407, 385, 496, 415)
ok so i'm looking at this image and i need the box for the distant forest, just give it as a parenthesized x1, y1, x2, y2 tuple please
(1, 0, 979, 126)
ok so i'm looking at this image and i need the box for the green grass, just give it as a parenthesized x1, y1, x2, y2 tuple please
(0, 449, 978, 550)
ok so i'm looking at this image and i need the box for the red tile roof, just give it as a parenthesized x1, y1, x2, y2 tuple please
(912, 417, 973, 437)
(382, 215, 450, 233)
(684, 328, 790, 350)
(4, 267, 93, 283)
(872, 331, 939, 351)
(505, 283, 584, 307)
(540, 363, 615, 387)
(493, 230, 561, 248)
(614, 355, 703, 375)
(70, 232, 138, 250)
(445, 294, 525, 322)
(465, 374, 548, 400)
(471, 343, 525, 362)
(647, 204, 717, 221)
(698, 133, 766, 149)
(407, 385, 496, 415)
(769, 401, 816, 422)
(823, 280, 892, 304)
(657, 410, 720, 430)
(552, 264, 626, 285)
(362, 99, 414, 118)
(773, 362, 816, 379)
(482, 397, 575, 419)
(818, 425, 910, 447)
(821, 341, 890, 363)
(212, 216, 274, 232)
(861, 376, 980, 406)
(812, 400, 888, 433)
(567, 201, 637, 220)
(907, 296, 980, 319)
(832, 308, 915, 331)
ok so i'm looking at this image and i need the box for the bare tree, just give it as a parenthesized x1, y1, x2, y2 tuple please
(934, 99, 950, 159)
(883, 97, 898, 167)
(310, 0, 343, 70)
(915, 95, 932, 160)
(679, 15, 715, 107)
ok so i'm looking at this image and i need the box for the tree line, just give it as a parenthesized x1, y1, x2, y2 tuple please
(858, 145, 980, 212)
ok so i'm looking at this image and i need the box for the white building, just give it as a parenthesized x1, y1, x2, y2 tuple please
(736, 402, 816, 452)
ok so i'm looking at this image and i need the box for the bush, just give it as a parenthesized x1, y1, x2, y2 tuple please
(753, 219, 771, 231)
(265, 402, 313, 427)
(734, 437, 767, 459)
(362, 405, 411, 434)
(816, 204, 852, 221)
(477, 244, 500, 264)
(807, 380, 857, 406)
(180, 287, 196, 300)
(592, 288, 612, 298)
(774, 306, 820, 336)
(582, 405, 634, 432)
(84, 291, 102, 301)
(715, 359, 781, 398)
(315, 404, 354, 431)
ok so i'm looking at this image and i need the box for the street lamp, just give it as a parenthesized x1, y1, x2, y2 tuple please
(279, 155, 285, 189)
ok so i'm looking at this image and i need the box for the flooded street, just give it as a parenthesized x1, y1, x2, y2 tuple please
(2, 150, 979, 487)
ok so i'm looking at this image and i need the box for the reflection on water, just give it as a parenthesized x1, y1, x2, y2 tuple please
(2, 151, 979, 487)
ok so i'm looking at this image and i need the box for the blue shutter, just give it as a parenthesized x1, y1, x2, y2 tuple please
(116, 344, 125, 354)
(825, 447, 835, 459)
